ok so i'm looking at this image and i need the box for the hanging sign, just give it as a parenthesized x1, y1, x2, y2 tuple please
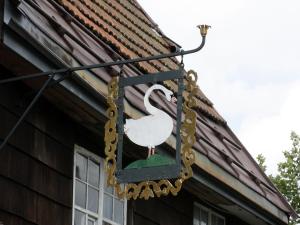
(104, 69, 198, 200)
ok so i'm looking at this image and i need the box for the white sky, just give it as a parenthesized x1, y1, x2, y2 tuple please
(138, 0, 300, 175)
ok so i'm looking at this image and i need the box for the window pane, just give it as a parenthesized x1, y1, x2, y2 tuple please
(211, 215, 217, 225)
(103, 194, 113, 220)
(76, 153, 87, 181)
(75, 180, 87, 208)
(212, 214, 225, 225)
(114, 199, 124, 224)
(193, 206, 200, 225)
(200, 209, 209, 225)
(88, 186, 99, 213)
(75, 210, 86, 225)
(88, 217, 96, 225)
(104, 183, 114, 194)
(103, 221, 113, 225)
(217, 217, 225, 225)
(88, 160, 100, 187)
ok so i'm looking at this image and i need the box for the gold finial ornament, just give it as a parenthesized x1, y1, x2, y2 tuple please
(197, 24, 211, 37)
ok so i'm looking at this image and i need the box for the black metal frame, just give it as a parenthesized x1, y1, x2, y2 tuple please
(0, 35, 206, 85)
(0, 27, 208, 151)
(116, 69, 184, 183)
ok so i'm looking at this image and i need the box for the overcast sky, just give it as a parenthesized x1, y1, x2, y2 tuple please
(139, 0, 300, 175)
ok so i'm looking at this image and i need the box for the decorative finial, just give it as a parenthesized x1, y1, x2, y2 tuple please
(197, 24, 211, 37)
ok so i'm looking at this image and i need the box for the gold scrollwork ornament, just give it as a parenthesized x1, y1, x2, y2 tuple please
(104, 70, 198, 200)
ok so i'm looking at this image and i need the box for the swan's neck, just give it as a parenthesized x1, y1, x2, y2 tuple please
(144, 84, 170, 115)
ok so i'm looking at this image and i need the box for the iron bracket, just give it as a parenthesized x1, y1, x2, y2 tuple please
(0, 25, 210, 151)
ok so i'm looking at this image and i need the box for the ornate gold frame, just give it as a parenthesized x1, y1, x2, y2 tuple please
(104, 70, 198, 200)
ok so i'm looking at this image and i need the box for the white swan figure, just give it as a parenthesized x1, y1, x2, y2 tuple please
(124, 84, 175, 158)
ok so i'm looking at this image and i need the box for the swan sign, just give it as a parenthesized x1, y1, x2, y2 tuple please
(104, 69, 198, 200)
(124, 84, 175, 158)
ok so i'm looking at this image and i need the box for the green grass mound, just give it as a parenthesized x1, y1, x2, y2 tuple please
(125, 154, 175, 169)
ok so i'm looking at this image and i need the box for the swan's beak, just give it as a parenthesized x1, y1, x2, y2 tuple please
(171, 96, 177, 103)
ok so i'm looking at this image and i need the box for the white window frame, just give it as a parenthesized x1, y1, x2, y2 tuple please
(194, 202, 225, 225)
(72, 145, 127, 225)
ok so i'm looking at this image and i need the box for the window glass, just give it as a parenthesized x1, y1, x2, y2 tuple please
(103, 194, 113, 220)
(76, 154, 87, 181)
(103, 184, 126, 224)
(88, 217, 96, 225)
(114, 199, 124, 224)
(211, 215, 217, 225)
(88, 160, 100, 187)
(217, 217, 225, 225)
(193, 206, 200, 225)
(74, 149, 126, 225)
(103, 222, 112, 225)
(200, 209, 209, 225)
(75, 210, 86, 225)
(211, 214, 225, 225)
(104, 184, 114, 194)
(75, 180, 87, 208)
(88, 186, 99, 213)
(194, 204, 225, 225)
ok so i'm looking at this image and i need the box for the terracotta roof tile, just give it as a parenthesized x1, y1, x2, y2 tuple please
(60, 0, 175, 72)
(58, 0, 226, 123)
(103, 0, 171, 49)
(118, 0, 153, 27)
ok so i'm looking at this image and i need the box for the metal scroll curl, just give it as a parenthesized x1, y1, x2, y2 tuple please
(104, 70, 198, 200)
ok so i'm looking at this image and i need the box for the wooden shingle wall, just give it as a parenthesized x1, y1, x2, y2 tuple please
(128, 190, 251, 225)
(0, 82, 73, 224)
(130, 190, 193, 225)
(0, 75, 101, 225)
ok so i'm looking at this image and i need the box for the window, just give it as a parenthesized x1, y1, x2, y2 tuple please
(73, 146, 127, 225)
(103, 184, 125, 225)
(193, 204, 225, 225)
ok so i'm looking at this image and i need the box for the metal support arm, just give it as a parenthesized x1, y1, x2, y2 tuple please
(0, 25, 210, 84)
(0, 25, 210, 151)
(0, 74, 55, 151)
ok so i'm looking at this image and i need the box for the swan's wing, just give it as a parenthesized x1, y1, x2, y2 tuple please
(124, 114, 173, 148)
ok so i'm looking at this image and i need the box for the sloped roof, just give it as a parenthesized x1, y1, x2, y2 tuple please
(57, 0, 225, 124)
(16, 0, 296, 220)
(59, 0, 178, 73)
